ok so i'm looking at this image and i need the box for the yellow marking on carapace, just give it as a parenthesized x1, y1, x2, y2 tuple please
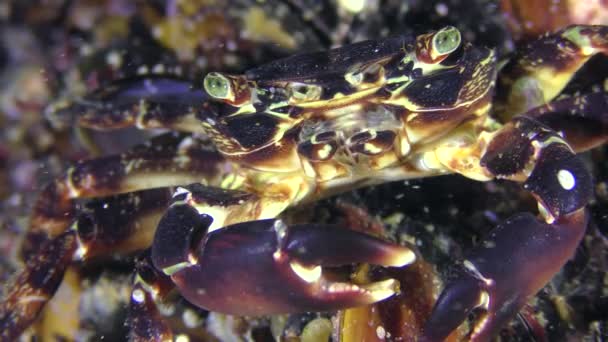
(218, 120, 299, 159)
(294, 87, 382, 109)
(385, 88, 490, 112)
(230, 103, 258, 115)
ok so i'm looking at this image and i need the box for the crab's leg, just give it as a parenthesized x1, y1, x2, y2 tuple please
(524, 92, 608, 152)
(7, 133, 230, 338)
(46, 76, 209, 133)
(128, 251, 175, 342)
(497, 25, 608, 118)
(0, 188, 173, 340)
(150, 184, 416, 315)
(424, 116, 593, 341)
(0, 230, 76, 340)
(25, 133, 230, 258)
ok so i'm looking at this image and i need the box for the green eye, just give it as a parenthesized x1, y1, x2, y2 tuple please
(204, 72, 231, 99)
(432, 26, 461, 56)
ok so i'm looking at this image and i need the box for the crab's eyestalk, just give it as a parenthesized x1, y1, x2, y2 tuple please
(204, 72, 233, 101)
(432, 26, 461, 56)
(203, 72, 252, 106)
(416, 26, 462, 63)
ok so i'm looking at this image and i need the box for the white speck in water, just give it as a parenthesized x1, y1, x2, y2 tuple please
(435, 3, 448, 16)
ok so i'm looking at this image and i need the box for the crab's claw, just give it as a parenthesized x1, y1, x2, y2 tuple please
(151, 202, 415, 315)
(423, 116, 593, 341)
(421, 210, 587, 341)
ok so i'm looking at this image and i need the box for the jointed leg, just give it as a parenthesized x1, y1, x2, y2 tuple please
(5, 131, 232, 338)
(496, 25, 608, 118)
(1, 187, 173, 340)
(0, 231, 77, 341)
(47, 77, 209, 133)
(128, 251, 175, 342)
(424, 116, 593, 340)
(24, 133, 230, 259)
(524, 92, 608, 152)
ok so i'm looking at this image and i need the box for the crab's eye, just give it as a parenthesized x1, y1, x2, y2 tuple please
(204, 72, 232, 100)
(289, 83, 322, 102)
(432, 26, 461, 56)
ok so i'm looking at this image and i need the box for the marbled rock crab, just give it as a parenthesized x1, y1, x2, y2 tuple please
(2, 24, 608, 341)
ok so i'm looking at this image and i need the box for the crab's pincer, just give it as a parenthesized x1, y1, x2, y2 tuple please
(482, 116, 594, 221)
(423, 116, 593, 341)
(151, 203, 415, 315)
(422, 209, 587, 341)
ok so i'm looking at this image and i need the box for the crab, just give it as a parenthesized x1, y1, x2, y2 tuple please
(2, 24, 608, 341)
